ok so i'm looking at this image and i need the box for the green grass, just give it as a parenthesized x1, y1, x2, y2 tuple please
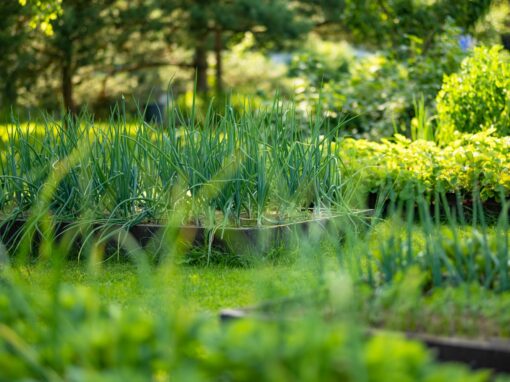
(11, 256, 335, 313)
(11, 233, 510, 340)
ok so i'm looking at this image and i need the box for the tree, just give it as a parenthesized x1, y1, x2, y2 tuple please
(0, 2, 36, 112)
(17, 0, 190, 113)
(18, 0, 62, 35)
(154, 0, 344, 94)
(340, 0, 493, 52)
(8, 0, 494, 114)
(41, 0, 116, 113)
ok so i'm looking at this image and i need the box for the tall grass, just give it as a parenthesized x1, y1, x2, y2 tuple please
(0, 95, 347, 232)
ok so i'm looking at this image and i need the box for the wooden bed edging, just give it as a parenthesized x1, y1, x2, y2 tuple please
(0, 216, 337, 254)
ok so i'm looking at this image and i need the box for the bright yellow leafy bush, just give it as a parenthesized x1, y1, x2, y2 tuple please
(341, 128, 510, 200)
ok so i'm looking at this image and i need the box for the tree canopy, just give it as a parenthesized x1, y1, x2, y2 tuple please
(9, 0, 495, 114)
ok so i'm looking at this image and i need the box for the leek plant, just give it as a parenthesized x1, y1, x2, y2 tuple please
(348, 189, 510, 292)
(0, 95, 351, 254)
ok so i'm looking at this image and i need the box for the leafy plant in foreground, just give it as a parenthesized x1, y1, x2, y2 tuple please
(0, 265, 500, 382)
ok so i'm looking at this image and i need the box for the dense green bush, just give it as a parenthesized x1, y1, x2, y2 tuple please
(437, 45, 510, 139)
(341, 129, 510, 200)
(290, 24, 466, 138)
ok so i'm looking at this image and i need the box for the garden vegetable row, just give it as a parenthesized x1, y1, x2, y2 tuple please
(0, 104, 343, 228)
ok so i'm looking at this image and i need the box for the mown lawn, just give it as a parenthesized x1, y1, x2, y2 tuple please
(11, 255, 335, 314)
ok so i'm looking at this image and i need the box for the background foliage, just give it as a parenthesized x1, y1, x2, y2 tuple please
(437, 45, 510, 139)
(5, 0, 507, 140)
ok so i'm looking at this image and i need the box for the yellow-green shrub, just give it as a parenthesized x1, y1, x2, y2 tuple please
(341, 129, 510, 200)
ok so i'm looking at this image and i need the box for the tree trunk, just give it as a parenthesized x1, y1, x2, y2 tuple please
(214, 29, 223, 95)
(193, 43, 208, 94)
(62, 63, 75, 115)
(2, 73, 17, 111)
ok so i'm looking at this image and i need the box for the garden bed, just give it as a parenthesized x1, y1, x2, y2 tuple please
(219, 303, 510, 373)
(0, 215, 336, 256)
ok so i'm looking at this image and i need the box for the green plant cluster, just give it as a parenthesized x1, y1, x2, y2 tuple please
(339, 187, 510, 294)
(437, 45, 510, 139)
(0, 101, 344, 228)
(359, 266, 510, 339)
(328, 206, 510, 338)
(341, 129, 510, 200)
(367, 224, 510, 291)
(290, 22, 466, 138)
(0, 273, 499, 382)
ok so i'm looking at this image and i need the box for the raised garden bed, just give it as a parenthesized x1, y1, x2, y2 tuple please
(219, 302, 510, 374)
(0, 215, 338, 256)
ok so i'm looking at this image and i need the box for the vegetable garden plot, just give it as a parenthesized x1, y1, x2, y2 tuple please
(0, 102, 347, 236)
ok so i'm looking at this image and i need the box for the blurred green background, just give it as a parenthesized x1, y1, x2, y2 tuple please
(1, 0, 509, 136)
